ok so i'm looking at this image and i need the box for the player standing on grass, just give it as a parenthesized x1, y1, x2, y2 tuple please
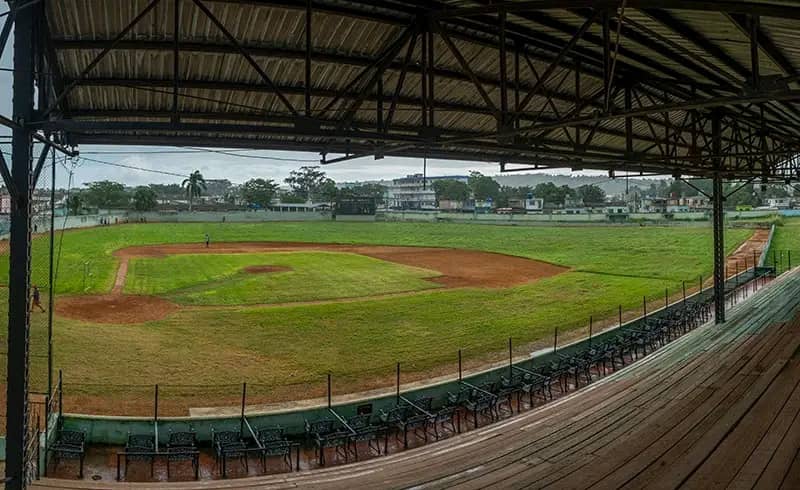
(31, 285, 45, 313)
(205, 232, 210, 248)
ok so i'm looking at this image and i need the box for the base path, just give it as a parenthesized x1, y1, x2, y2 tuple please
(54, 242, 567, 324)
(114, 242, 568, 288)
(725, 227, 770, 275)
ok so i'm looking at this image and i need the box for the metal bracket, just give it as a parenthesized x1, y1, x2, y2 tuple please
(679, 177, 712, 199)
(0, 152, 17, 200)
(30, 145, 51, 191)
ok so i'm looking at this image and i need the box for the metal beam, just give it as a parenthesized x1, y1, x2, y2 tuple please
(602, 10, 611, 112)
(0, 8, 14, 58)
(305, 0, 312, 117)
(515, 11, 598, 119)
(712, 111, 725, 324)
(5, 2, 35, 488)
(31, 144, 50, 190)
(51, 38, 720, 117)
(499, 9, 508, 131)
(750, 14, 760, 90)
(432, 0, 800, 20)
(336, 25, 415, 131)
(434, 21, 498, 116)
(43, 0, 162, 118)
(0, 115, 77, 156)
(500, 89, 800, 141)
(172, 0, 180, 123)
(190, 0, 299, 116)
(729, 13, 797, 79)
(385, 31, 417, 132)
(0, 151, 16, 200)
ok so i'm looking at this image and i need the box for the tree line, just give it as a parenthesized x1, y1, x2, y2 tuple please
(432, 171, 607, 208)
(65, 166, 388, 214)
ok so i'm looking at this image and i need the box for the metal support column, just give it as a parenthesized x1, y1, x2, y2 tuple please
(712, 112, 725, 324)
(5, 3, 35, 489)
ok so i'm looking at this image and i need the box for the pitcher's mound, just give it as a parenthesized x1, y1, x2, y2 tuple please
(243, 265, 292, 274)
(56, 294, 179, 324)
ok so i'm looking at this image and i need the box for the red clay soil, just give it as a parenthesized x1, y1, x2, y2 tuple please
(114, 242, 568, 289)
(55, 294, 179, 324)
(242, 265, 293, 274)
(726, 228, 770, 277)
(55, 243, 566, 324)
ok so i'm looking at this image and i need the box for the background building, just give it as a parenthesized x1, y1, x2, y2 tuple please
(387, 174, 468, 209)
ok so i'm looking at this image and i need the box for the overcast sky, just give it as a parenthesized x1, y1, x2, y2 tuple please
(0, 8, 599, 189)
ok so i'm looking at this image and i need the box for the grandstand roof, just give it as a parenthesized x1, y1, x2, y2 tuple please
(36, 0, 800, 178)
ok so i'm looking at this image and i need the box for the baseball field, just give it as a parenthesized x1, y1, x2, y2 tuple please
(1, 221, 758, 416)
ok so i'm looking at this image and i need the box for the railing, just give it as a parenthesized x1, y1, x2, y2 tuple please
(54, 266, 772, 447)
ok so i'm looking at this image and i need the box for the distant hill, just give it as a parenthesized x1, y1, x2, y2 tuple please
(491, 173, 665, 195)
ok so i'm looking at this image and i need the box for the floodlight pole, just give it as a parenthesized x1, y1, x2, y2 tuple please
(5, 4, 35, 489)
(711, 111, 726, 324)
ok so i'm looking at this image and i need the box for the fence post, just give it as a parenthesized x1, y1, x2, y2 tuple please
(589, 316, 593, 345)
(773, 250, 777, 274)
(43, 394, 49, 477)
(458, 350, 462, 381)
(240, 382, 247, 436)
(753, 249, 758, 272)
(789, 250, 792, 271)
(618, 305, 622, 327)
(154, 384, 159, 425)
(327, 372, 332, 409)
(699, 275, 703, 295)
(736, 260, 740, 287)
(553, 327, 558, 353)
(682, 281, 686, 306)
(36, 422, 41, 479)
(58, 370, 63, 422)
(508, 338, 513, 378)
(396, 362, 400, 403)
(665, 287, 669, 309)
(643, 296, 647, 320)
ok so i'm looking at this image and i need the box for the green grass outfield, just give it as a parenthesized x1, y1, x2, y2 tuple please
(5, 221, 752, 415)
(767, 218, 800, 267)
(125, 251, 441, 305)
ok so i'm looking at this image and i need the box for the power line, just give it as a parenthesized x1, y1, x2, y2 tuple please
(76, 156, 187, 178)
(185, 147, 318, 162)
(82, 147, 319, 163)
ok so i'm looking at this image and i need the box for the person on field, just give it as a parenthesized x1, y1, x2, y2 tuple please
(205, 233, 210, 248)
(31, 285, 44, 313)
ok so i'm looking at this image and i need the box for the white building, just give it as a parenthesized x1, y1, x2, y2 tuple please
(508, 196, 544, 213)
(387, 174, 468, 210)
(766, 197, 793, 209)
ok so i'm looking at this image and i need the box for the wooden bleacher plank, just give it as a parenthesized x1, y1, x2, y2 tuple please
(368, 292, 788, 484)
(729, 374, 800, 489)
(474, 321, 793, 490)
(752, 387, 800, 489)
(683, 355, 800, 488)
(635, 324, 800, 490)
(450, 284, 800, 490)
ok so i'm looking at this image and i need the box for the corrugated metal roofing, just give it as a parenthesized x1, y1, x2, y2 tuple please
(37, 0, 800, 177)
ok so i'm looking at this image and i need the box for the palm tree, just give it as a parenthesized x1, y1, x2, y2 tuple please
(182, 170, 207, 212)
